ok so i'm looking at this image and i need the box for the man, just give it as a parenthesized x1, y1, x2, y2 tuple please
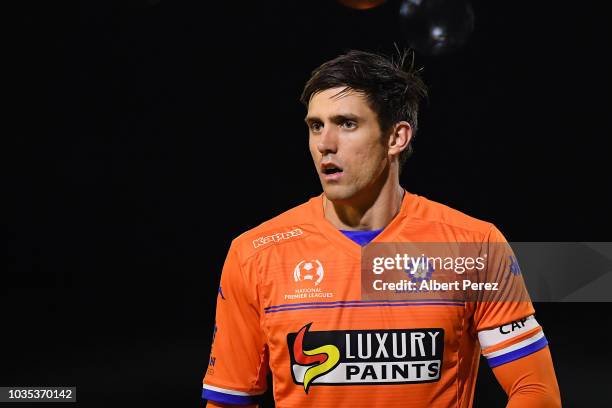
(202, 50, 561, 407)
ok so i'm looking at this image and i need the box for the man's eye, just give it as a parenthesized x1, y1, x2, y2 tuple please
(310, 122, 323, 132)
(342, 121, 357, 129)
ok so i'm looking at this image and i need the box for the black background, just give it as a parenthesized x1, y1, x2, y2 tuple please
(6, 0, 612, 407)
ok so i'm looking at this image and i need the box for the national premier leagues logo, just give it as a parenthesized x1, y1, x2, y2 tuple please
(294, 260, 324, 286)
(284, 259, 334, 301)
(287, 323, 444, 393)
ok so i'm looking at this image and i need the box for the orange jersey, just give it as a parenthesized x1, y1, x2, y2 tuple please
(202, 192, 545, 407)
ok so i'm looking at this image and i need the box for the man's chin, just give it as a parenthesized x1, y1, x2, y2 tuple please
(322, 185, 355, 203)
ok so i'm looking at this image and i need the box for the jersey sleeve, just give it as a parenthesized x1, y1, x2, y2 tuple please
(472, 226, 548, 368)
(202, 241, 269, 405)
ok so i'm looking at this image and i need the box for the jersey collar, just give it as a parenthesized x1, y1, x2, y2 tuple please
(308, 189, 419, 259)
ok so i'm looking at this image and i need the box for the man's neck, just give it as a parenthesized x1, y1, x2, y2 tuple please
(323, 183, 405, 231)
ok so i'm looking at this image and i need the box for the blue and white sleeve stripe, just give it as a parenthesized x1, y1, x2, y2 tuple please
(483, 331, 548, 368)
(202, 384, 263, 405)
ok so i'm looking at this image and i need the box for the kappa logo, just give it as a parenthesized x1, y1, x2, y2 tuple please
(287, 323, 444, 392)
(509, 255, 522, 276)
(252, 228, 303, 248)
(294, 260, 324, 286)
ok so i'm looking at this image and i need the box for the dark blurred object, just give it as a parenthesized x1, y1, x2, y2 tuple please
(399, 0, 475, 56)
(337, 0, 387, 10)
(125, 0, 160, 8)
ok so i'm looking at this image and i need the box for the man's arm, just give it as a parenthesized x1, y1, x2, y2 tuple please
(473, 227, 561, 406)
(491, 345, 561, 407)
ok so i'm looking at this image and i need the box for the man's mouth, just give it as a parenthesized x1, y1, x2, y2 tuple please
(321, 163, 344, 181)
(323, 166, 342, 175)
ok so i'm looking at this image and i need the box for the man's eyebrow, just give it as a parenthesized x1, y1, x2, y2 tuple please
(304, 115, 320, 124)
(330, 114, 360, 123)
(304, 114, 361, 124)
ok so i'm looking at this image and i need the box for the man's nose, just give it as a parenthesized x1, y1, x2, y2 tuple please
(317, 126, 338, 155)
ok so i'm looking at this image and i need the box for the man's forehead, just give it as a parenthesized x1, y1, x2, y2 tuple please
(307, 87, 370, 115)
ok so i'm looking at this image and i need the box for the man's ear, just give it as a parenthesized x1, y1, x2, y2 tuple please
(388, 121, 412, 158)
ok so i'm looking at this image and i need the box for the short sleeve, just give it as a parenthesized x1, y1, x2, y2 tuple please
(202, 242, 269, 405)
(472, 226, 548, 368)
(472, 225, 534, 331)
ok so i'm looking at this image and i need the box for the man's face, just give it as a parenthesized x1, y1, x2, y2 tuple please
(306, 87, 390, 202)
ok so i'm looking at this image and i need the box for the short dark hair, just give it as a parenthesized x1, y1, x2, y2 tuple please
(300, 49, 427, 166)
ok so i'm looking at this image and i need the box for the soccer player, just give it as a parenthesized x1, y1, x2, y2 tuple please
(201, 50, 561, 407)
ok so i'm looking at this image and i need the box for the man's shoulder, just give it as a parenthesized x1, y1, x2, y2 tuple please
(408, 193, 495, 237)
(230, 195, 321, 260)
